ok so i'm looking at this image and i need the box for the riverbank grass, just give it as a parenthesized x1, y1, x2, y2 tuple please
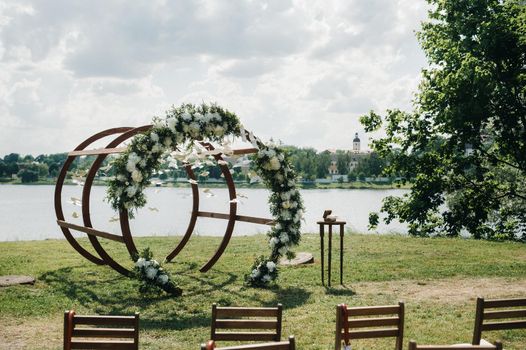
(0, 233, 525, 349)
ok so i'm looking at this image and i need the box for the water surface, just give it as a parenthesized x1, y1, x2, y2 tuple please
(0, 185, 408, 241)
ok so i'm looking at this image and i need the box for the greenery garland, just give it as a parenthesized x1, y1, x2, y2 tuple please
(107, 103, 303, 290)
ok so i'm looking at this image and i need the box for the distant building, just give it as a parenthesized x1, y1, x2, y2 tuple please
(326, 132, 369, 176)
(352, 133, 360, 152)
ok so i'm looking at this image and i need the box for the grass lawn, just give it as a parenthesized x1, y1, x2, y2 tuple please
(0, 233, 525, 349)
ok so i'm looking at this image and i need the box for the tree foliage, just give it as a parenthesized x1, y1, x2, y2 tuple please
(361, 0, 526, 241)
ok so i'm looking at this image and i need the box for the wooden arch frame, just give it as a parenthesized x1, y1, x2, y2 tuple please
(54, 125, 274, 276)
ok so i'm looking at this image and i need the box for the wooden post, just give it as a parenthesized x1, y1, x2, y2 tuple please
(335, 304, 342, 350)
(340, 224, 344, 284)
(472, 296, 484, 345)
(408, 341, 417, 350)
(328, 223, 332, 287)
(396, 301, 405, 350)
(320, 224, 325, 286)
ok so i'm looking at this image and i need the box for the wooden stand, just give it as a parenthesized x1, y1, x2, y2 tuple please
(317, 220, 346, 287)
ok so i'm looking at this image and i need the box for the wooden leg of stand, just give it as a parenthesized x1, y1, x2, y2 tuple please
(320, 224, 324, 286)
(340, 224, 344, 285)
(328, 224, 332, 287)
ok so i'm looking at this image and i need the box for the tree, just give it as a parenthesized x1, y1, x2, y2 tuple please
(361, 0, 526, 241)
(18, 169, 39, 183)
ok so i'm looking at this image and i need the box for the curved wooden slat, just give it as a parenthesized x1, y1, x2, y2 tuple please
(68, 147, 127, 156)
(54, 127, 133, 266)
(81, 127, 152, 277)
(165, 165, 200, 262)
(200, 143, 238, 272)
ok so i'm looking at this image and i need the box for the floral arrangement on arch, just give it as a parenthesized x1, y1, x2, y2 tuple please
(107, 103, 304, 291)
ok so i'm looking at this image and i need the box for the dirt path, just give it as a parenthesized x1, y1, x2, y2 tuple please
(353, 277, 526, 304)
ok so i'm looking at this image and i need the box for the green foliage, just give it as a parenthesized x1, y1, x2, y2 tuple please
(18, 168, 39, 183)
(132, 247, 182, 297)
(362, 0, 526, 241)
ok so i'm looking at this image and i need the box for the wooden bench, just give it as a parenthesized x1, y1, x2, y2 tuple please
(408, 340, 502, 350)
(201, 336, 295, 350)
(64, 310, 139, 350)
(335, 302, 405, 350)
(472, 297, 526, 345)
(209, 303, 283, 344)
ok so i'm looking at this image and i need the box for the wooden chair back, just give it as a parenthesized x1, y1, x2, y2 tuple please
(201, 336, 295, 350)
(63, 310, 139, 350)
(472, 297, 526, 345)
(210, 303, 283, 343)
(335, 302, 405, 350)
(408, 340, 502, 350)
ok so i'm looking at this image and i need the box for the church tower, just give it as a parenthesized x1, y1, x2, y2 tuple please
(353, 132, 360, 152)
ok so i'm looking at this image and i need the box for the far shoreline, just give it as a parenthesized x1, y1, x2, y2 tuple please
(0, 180, 410, 190)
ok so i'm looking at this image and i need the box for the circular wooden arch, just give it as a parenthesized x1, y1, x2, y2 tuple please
(55, 126, 274, 276)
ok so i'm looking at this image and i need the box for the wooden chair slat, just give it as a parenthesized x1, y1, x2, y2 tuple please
(64, 310, 139, 350)
(215, 307, 279, 318)
(345, 328, 399, 339)
(409, 345, 499, 350)
(483, 309, 526, 320)
(214, 332, 277, 342)
(211, 304, 282, 345)
(216, 319, 278, 329)
(481, 320, 526, 331)
(70, 339, 136, 349)
(483, 298, 526, 308)
(346, 305, 400, 316)
(213, 343, 291, 350)
(202, 336, 295, 350)
(73, 315, 136, 326)
(345, 316, 399, 328)
(335, 302, 404, 350)
(72, 328, 136, 338)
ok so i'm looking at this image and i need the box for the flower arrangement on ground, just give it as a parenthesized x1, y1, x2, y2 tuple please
(133, 248, 182, 296)
(107, 102, 303, 290)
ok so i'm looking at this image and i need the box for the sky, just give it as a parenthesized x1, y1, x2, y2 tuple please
(0, 0, 429, 156)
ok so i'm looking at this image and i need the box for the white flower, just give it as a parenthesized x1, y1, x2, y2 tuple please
(126, 160, 137, 173)
(210, 112, 221, 121)
(167, 118, 177, 131)
(164, 137, 172, 147)
(157, 274, 169, 285)
(150, 132, 159, 142)
(262, 274, 272, 282)
(182, 112, 192, 121)
(131, 170, 143, 183)
(214, 125, 224, 137)
(269, 237, 280, 249)
(145, 266, 157, 279)
(251, 269, 261, 278)
(280, 209, 291, 220)
(151, 143, 163, 153)
(278, 246, 288, 256)
(135, 258, 146, 268)
(194, 113, 204, 123)
(266, 261, 276, 272)
(282, 201, 291, 209)
(281, 192, 291, 201)
(279, 233, 289, 243)
(269, 157, 281, 170)
(126, 185, 138, 197)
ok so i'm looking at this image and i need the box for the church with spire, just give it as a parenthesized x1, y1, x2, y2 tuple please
(327, 132, 369, 177)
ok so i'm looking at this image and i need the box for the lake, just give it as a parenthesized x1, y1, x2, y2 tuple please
(0, 185, 408, 241)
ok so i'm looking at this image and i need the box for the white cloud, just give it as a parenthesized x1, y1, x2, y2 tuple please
(0, 0, 429, 155)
